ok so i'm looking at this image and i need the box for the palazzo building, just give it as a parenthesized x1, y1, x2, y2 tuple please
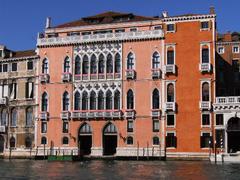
(35, 8, 221, 158)
(0, 45, 38, 156)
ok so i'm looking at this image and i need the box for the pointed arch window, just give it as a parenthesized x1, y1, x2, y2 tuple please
(42, 58, 48, 74)
(115, 53, 121, 73)
(1, 109, 8, 126)
(98, 54, 105, 74)
(82, 91, 88, 110)
(63, 57, 70, 73)
(127, 89, 134, 109)
(90, 91, 97, 110)
(41, 92, 48, 111)
(106, 90, 113, 110)
(80, 123, 92, 134)
(10, 137, 15, 148)
(107, 54, 113, 73)
(90, 54, 97, 74)
(41, 136, 47, 145)
(167, 84, 174, 102)
(82, 55, 89, 74)
(167, 48, 174, 65)
(98, 91, 104, 110)
(152, 89, 160, 109)
(114, 90, 120, 110)
(202, 82, 210, 101)
(62, 92, 70, 111)
(74, 91, 81, 110)
(75, 56, 81, 75)
(26, 107, 33, 127)
(127, 52, 134, 70)
(11, 108, 17, 127)
(153, 136, 160, 145)
(152, 52, 160, 69)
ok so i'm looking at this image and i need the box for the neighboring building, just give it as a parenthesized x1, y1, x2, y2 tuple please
(36, 8, 220, 158)
(213, 32, 240, 155)
(0, 45, 38, 157)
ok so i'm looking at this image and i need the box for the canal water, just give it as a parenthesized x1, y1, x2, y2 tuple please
(0, 160, 239, 179)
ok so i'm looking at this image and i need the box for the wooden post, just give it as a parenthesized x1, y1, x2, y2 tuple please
(137, 141, 139, 161)
(214, 141, 217, 164)
(43, 144, 46, 159)
(147, 142, 149, 160)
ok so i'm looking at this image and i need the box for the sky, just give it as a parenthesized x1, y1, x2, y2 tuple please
(0, 0, 239, 51)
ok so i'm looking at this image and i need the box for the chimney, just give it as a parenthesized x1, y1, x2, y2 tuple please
(162, 11, 168, 18)
(210, 6, 215, 14)
(45, 17, 51, 29)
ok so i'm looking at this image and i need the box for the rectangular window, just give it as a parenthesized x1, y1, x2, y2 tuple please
(82, 31, 91, 36)
(218, 47, 224, 54)
(166, 132, 177, 148)
(3, 64, 8, 72)
(11, 63, 17, 72)
(130, 28, 137, 32)
(167, 24, 175, 32)
(63, 121, 69, 133)
(200, 132, 212, 148)
(167, 114, 175, 127)
(201, 21, 209, 29)
(127, 119, 133, 132)
(41, 122, 47, 133)
(153, 119, 159, 132)
(67, 32, 80, 36)
(216, 114, 224, 126)
(0, 64, 2, 72)
(233, 46, 239, 53)
(215, 129, 225, 148)
(27, 61, 33, 70)
(26, 82, 34, 99)
(154, 26, 162, 30)
(202, 49, 209, 63)
(167, 50, 174, 65)
(115, 29, 125, 33)
(202, 114, 210, 126)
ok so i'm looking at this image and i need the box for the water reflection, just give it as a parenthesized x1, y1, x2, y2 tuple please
(0, 160, 239, 179)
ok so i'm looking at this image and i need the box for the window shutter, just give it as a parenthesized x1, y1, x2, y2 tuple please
(0, 86, 3, 98)
(174, 136, 177, 148)
(174, 23, 177, 32)
(3, 84, 8, 97)
(25, 82, 29, 98)
(200, 136, 204, 148)
(209, 21, 212, 30)
(166, 136, 170, 147)
(29, 82, 33, 98)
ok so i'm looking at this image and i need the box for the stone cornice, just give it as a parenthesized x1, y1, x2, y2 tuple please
(162, 14, 216, 22)
(216, 41, 240, 46)
(0, 55, 39, 63)
(37, 30, 164, 47)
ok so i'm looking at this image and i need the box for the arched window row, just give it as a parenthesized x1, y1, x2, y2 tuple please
(42, 58, 49, 74)
(74, 89, 121, 111)
(63, 56, 71, 73)
(74, 53, 121, 75)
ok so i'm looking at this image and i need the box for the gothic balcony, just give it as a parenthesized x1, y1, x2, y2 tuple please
(106, 73, 114, 79)
(125, 109, 136, 118)
(61, 111, 71, 120)
(61, 72, 72, 82)
(151, 109, 161, 117)
(114, 73, 121, 79)
(164, 65, 176, 74)
(199, 63, 211, 73)
(90, 74, 98, 80)
(126, 69, 136, 80)
(213, 96, 240, 111)
(151, 69, 161, 79)
(0, 97, 7, 105)
(71, 110, 123, 119)
(37, 30, 164, 47)
(165, 102, 176, 112)
(82, 74, 89, 80)
(199, 101, 211, 110)
(111, 110, 122, 118)
(39, 111, 49, 120)
(39, 74, 50, 83)
(0, 126, 6, 133)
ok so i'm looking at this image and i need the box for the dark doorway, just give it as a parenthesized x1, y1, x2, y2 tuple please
(78, 123, 92, 155)
(227, 117, 240, 153)
(0, 136, 4, 153)
(103, 123, 118, 155)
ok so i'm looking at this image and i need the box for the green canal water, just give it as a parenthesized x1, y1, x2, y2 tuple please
(0, 160, 239, 179)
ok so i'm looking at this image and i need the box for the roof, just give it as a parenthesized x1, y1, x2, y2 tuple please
(11, 50, 37, 58)
(54, 11, 158, 28)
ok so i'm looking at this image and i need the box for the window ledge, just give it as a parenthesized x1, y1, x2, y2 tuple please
(166, 147, 176, 149)
(200, 28, 210, 31)
(166, 31, 176, 33)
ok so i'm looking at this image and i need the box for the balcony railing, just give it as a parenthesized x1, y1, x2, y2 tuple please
(125, 109, 136, 118)
(61, 111, 71, 120)
(199, 101, 211, 110)
(39, 111, 49, 120)
(62, 73, 72, 82)
(126, 70, 136, 80)
(151, 69, 161, 79)
(0, 98, 7, 105)
(151, 109, 161, 117)
(90, 74, 98, 80)
(37, 30, 164, 46)
(199, 63, 211, 72)
(165, 102, 176, 111)
(0, 126, 6, 133)
(165, 65, 176, 74)
(71, 110, 122, 119)
(216, 96, 240, 104)
(39, 74, 50, 83)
